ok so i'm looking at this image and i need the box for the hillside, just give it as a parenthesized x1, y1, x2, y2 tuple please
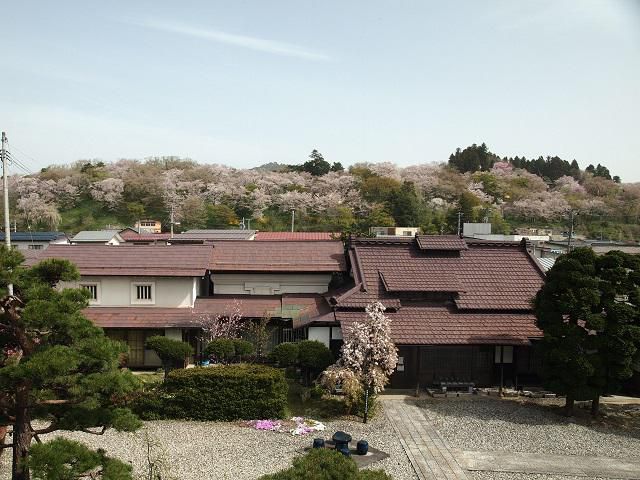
(3, 145, 639, 240)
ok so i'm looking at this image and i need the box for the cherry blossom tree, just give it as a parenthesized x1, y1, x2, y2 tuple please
(320, 302, 398, 423)
(195, 300, 244, 342)
(89, 178, 125, 210)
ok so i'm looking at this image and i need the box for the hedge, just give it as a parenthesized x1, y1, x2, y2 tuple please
(163, 364, 288, 420)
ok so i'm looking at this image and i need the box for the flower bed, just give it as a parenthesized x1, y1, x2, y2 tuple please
(246, 417, 326, 436)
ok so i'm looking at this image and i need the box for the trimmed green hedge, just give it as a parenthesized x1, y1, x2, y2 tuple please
(163, 364, 288, 420)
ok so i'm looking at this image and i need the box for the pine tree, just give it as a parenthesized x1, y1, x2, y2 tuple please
(0, 247, 142, 480)
(534, 248, 640, 415)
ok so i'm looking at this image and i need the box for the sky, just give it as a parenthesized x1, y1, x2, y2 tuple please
(1, 0, 639, 181)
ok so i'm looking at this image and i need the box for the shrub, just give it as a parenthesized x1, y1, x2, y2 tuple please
(298, 340, 334, 384)
(145, 336, 194, 379)
(270, 342, 300, 367)
(204, 338, 235, 362)
(233, 338, 255, 359)
(163, 364, 288, 420)
(259, 449, 392, 479)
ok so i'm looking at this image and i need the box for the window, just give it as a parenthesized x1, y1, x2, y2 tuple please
(80, 283, 100, 304)
(28, 244, 43, 250)
(494, 345, 513, 364)
(402, 231, 413, 236)
(131, 282, 155, 304)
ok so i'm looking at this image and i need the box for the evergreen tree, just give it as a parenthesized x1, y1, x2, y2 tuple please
(0, 247, 142, 480)
(301, 149, 331, 176)
(388, 181, 424, 226)
(534, 248, 640, 415)
(448, 143, 499, 173)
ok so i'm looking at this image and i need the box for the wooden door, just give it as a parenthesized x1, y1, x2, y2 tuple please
(127, 331, 146, 367)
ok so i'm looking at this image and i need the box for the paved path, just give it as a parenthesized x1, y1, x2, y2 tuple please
(456, 450, 640, 479)
(383, 399, 469, 479)
(383, 398, 640, 480)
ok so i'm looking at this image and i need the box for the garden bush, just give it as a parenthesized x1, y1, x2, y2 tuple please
(145, 336, 193, 379)
(259, 448, 392, 479)
(204, 338, 235, 361)
(163, 364, 288, 420)
(270, 342, 300, 367)
(233, 338, 255, 359)
(297, 340, 334, 384)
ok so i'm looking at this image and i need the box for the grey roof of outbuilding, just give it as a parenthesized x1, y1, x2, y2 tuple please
(72, 230, 123, 242)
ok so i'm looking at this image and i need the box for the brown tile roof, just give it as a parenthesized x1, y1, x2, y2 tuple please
(255, 232, 336, 241)
(25, 245, 214, 277)
(120, 231, 172, 241)
(336, 238, 543, 311)
(84, 307, 194, 328)
(336, 307, 541, 345)
(209, 241, 346, 272)
(416, 235, 468, 251)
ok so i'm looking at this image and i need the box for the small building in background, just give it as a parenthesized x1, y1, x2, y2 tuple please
(134, 219, 162, 233)
(370, 226, 420, 237)
(462, 222, 492, 237)
(0, 231, 69, 250)
(72, 230, 124, 245)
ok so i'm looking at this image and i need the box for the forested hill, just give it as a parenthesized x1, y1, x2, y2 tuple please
(4, 144, 639, 240)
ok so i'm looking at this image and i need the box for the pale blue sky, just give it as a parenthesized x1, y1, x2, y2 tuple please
(2, 1, 639, 180)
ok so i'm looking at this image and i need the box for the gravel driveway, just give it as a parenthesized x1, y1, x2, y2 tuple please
(0, 413, 417, 480)
(417, 396, 640, 461)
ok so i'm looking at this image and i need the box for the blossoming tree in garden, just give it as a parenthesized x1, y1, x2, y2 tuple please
(320, 302, 398, 423)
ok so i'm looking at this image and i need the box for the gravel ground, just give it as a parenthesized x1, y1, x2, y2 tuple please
(469, 473, 609, 480)
(0, 411, 417, 480)
(417, 396, 640, 460)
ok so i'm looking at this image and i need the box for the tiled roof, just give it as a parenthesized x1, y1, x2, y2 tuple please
(336, 307, 541, 345)
(255, 232, 336, 241)
(0, 231, 68, 242)
(24, 245, 214, 277)
(174, 230, 256, 241)
(120, 230, 172, 241)
(336, 238, 543, 311)
(84, 307, 194, 328)
(72, 230, 123, 242)
(209, 241, 346, 272)
(416, 235, 468, 251)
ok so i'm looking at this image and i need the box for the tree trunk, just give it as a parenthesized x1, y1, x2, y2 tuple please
(0, 425, 7, 457)
(363, 387, 370, 424)
(564, 394, 575, 417)
(591, 395, 600, 416)
(12, 385, 32, 480)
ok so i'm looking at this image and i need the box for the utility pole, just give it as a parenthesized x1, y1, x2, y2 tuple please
(170, 204, 175, 239)
(2, 132, 13, 295)
(567, 210, 577, 252)
(457, 211, 463, 236)
(290, 209, 295, 233)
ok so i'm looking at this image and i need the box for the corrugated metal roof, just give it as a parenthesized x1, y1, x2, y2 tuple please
(255, 232, 336, 241)
(72, 230, 123, 242)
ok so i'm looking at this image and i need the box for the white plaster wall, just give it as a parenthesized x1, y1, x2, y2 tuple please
(211, 273, 332, 295)
(308, 327, 331, 348)
(61, 276, 195, 307)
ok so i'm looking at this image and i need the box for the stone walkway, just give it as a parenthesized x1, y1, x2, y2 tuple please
(383, 398, 640, 480)
(383, 399, 469, 479)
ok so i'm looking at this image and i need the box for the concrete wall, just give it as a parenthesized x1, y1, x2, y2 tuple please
(211, 273, 333, 295)
(62, 276, 196, 307)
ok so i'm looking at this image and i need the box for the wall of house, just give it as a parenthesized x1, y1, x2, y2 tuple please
(211, 273, 333, 295)
(12, 241, 52, 250)
(307, 326, 342, 348)
(62, 276, 196, 307)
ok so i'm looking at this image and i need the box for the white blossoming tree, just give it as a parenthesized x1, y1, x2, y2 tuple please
(320, 302, 398, 423)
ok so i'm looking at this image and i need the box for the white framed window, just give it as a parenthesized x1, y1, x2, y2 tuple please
(28, 244, 43, 250)
(80, 282, 100, 305)
(131, 282, 155, 305)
